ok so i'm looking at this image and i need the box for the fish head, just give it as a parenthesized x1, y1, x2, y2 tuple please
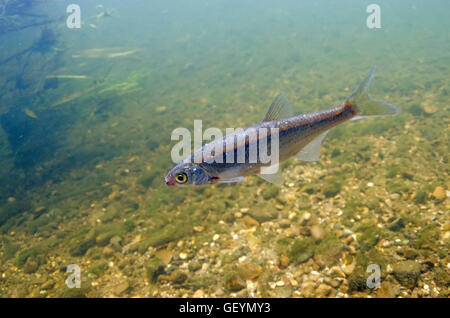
(165, 162, 210, 187)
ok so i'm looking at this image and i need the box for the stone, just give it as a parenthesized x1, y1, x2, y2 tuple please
(280, 254, 290, 268)
(41, 280, 55, 290)
(23, 257, 39, 274)
(432, 186, 445, 200)
(145, 258, 165, 283)
(392, 261, 421, 288)
(193, 289, 205, 298)
(96, 233, 112, 246)
(188, 261, 201, 272)
(310, 225, 326, 241)
(243, 216, 259, 228)
(108, 191, 120, 201)
(236, 263, 262, 280)
(316, 283, 332, 297)
(249, 206, 278, 223)
(343, 264, 355, 276)
(225, 273, 246, 292)
(376, 281, 400, 298)
(103, 246, 115, 257)
(171, 271, 188, 284)
(289, 238, 315, 264)
(422, 104, 438, 115)
(114, 281, 130, 295)
(110, 236, 122, 250)
(388, 218, 405, 232)
(313, 235, 342, 267)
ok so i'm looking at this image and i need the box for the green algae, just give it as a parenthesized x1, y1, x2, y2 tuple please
(88, 261, 108, 277)
(356, 225, 382, 252)
(15, 247, 38, 267)
(289, 237, 316, 264)
(145, 257, 165, 283)
(322, 177, 343, 198)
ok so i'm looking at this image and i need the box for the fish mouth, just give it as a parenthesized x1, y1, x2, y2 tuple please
(165, 175, 175, 186)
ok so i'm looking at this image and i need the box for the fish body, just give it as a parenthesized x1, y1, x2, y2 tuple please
(24, 108, 38, 119)
(166, 67, 399, 187)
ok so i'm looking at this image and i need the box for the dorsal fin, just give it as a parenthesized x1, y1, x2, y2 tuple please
(295, 130, 329, 162)
(262, 92, 294, 122)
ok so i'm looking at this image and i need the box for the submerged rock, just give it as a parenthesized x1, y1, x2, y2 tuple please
(236, 262, 262, 281)
(392, 261, 421, 288)
(432, 186, 445, 200)
(376, 281, 400, 298)
(23, 257, 39, 274)
(289, 238, 315, 264)
(225, 273, 246, 292)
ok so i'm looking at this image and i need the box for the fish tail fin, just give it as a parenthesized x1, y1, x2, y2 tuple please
(345, 67, 400, 120)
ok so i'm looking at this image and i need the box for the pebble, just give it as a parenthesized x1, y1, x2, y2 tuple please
(275, 280, 285, 287)
(114, 281, 130, 295)
(193, 226, 204, 232)
(108, 191, 120, 201)
(179, 252, 188, 260)
(156, 106, 166, 112)
(343, 264, 355, 276)
(432, 186, 445, 200)
(316, 283, 332, 297)
(193, 289, 205, 298)
(310, 225, 326, 240)
(280, 254, 290, 268)
(212, 234, 220, 241)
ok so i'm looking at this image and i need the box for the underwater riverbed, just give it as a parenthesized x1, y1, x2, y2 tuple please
(0, 0, 448, 297)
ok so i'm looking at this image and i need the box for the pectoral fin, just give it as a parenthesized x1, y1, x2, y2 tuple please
(295, 131, 329, 162)
(262, 92, 294, 122)
(214, 177, 246, 184)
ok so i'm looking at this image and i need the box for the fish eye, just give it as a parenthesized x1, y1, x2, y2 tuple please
(175, 172, 188, 184)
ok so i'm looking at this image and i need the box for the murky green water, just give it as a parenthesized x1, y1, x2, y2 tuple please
(0, 0, 448, 298)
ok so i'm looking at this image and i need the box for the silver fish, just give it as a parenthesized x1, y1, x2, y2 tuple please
(165, 67, 399, 187)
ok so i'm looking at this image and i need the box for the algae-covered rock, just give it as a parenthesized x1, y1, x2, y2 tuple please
(23, 257, 39, 274)
(15, 247, 38, 267)
(414, 224, 439, 249)
(88, 261, 108, 277)
(249, 204, 278, 223)
(69, 237, 95, 257)
(357, 226, 381, 252)
(143, 223, 192, 249)
(2, 241, 19, 261)
(322, 178, 343, 198)
(376, 281, 400, 298)
(235, 262, 262, 281)
(289, 237, 315, 264)
(347, 266, 367, 292)
(392, 260, 421, 288)
(225, 272, 246, 292)
(145, 257, 165, 283)
(314, 235, 342, 267)
(55, 285, 90, 298)
(261, 185, 280, 200)
(388, 218, 405, 232)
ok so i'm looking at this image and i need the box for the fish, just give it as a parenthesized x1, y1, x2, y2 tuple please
(45, 75, 89, 79)
(165, 67, 399, 187)
(24, 108, 38, 119)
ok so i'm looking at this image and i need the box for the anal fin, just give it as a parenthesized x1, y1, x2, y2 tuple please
(214, 177, 246, 184)
(295, 130, 328, 162)
(258, 169, 284, 185)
